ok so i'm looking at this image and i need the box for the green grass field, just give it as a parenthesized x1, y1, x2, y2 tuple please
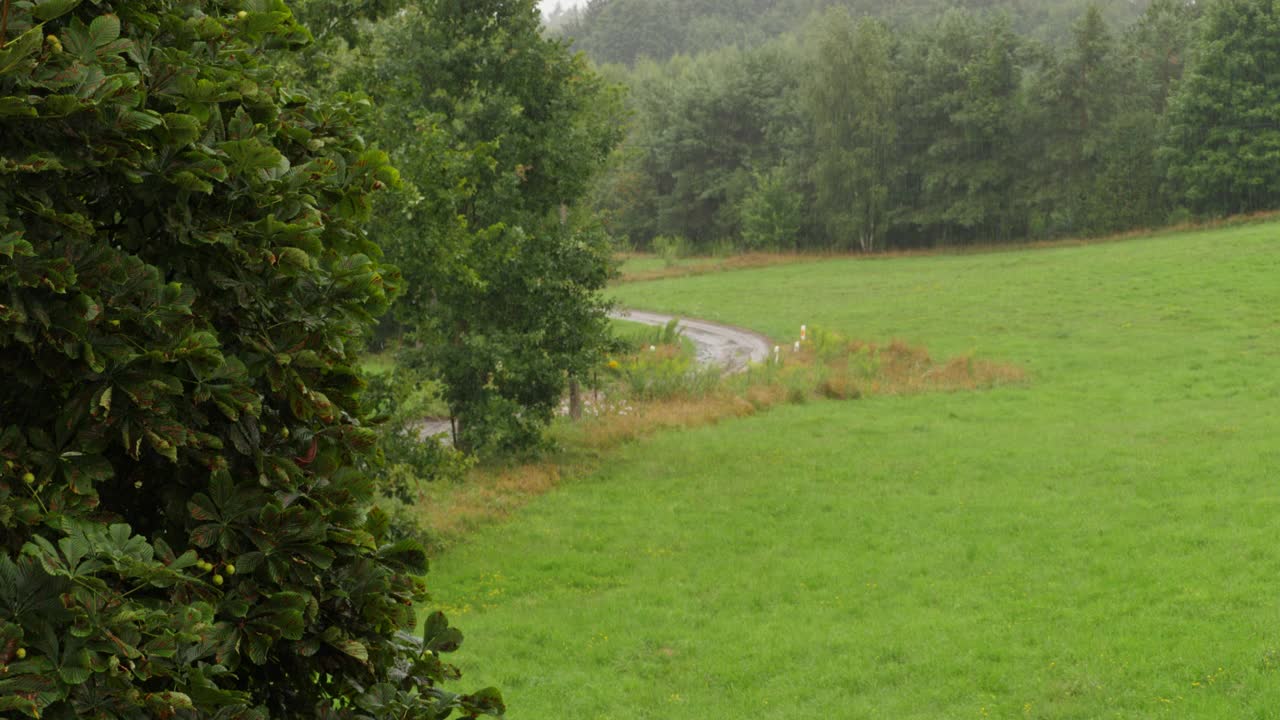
(428, 222, 1280, 718)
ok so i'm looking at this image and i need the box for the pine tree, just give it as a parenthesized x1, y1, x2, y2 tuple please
(1161, 0, 1280, 215)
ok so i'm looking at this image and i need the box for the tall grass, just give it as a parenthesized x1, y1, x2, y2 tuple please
(616, 345, 723, 401)
(613, 317, 686, 350)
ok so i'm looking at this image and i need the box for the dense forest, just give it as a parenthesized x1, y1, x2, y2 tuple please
(567, 0, 1280, 252)
(553, 0, 1149, 66)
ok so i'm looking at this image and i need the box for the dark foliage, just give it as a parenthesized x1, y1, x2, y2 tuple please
(0, 0, 499, 717)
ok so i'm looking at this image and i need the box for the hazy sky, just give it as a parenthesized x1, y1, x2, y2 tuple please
(539, 0, 588, 13)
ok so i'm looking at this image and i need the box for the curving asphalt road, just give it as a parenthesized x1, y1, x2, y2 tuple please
(418, 310, 773, 440)
(608, 308, 773, 374)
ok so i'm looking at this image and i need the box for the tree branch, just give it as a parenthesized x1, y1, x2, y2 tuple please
(0, 0, 11, 49)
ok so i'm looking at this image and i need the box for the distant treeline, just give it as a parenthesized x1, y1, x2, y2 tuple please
(555, 0, 1147, 66)
(580, 0, 1280, 253)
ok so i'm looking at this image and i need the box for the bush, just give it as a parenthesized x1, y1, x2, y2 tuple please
(363, 367, 473, 503)
(0, 2, 499, 718)
(739, 166, 803, 251)
(651, 234, 690, 266)
(709, 238, 737, 258)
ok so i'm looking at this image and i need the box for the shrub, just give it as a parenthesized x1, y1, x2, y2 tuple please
(739, 166, 803, 251)
(0, 2, 499, 718)
(709, 238, 737, 258)
(363, 367, 473, 503)
(651, 234, 690, 266)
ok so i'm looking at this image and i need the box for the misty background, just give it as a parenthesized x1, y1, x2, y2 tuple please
(540, 0, 587, 14)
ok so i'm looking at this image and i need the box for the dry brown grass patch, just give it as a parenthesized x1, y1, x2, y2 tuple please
(572, 394, 757, 451)
(790, 336, 1026, 401)
(415, 331, 1025, 552)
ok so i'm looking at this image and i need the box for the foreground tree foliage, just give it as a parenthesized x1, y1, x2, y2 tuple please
(0, 1, 500, 717)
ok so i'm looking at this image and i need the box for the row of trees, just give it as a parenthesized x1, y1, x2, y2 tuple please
(591, 0, 1280, 252)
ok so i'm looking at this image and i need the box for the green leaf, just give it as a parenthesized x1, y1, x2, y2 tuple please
(144, 692, 193, 713)
(3, 153, 67, 174)
(0, 555, 71, 625)
(0, 671, 57, 695)
(422, 611, 463, 653)
(74, 294, 101, 321)
(116, 108, 163, 131)
(354, 684, 400, 715)
(220, 139, 289, 178)
(186, 683, 246, 708)
(187, 493, 220, 522)
(377, 538, 428, 573)
(143, 632, 179, 659)
(61, 19, 94, 59)
(244, 630, 272, 665)
(56, 649, 92, 684)
(189, 524, 222, 548)
(0, 27, 44, 75)
(88, 14, 122, 48)
(162, 113, 203, 146)
(169, 549, 199, 571)
(96, 386, 112, 415)
(0, 692, 40, 716)
(56, 535, 89, 570)
(0, 232, 33, 258)
(38, 95, 86, 117)
(460, 687, 506, 717)
(277, 247, 311, 270)
(327, 638, 368, 663)
(32, 0, 80, 21)
(61, 454, 112, 495)
(0, 97, 38, 118)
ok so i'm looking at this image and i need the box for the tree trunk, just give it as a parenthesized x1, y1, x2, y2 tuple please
(568, 377, 582, 420)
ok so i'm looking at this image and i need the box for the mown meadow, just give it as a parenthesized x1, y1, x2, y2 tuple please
(426, 221, 1280, 718)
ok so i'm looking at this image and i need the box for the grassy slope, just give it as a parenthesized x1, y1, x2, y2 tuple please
(430, 223, 1280, 718)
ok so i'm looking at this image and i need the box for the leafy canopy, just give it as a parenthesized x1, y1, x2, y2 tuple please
(351, 0, 625, 452)
(0, 0, 499, 717)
